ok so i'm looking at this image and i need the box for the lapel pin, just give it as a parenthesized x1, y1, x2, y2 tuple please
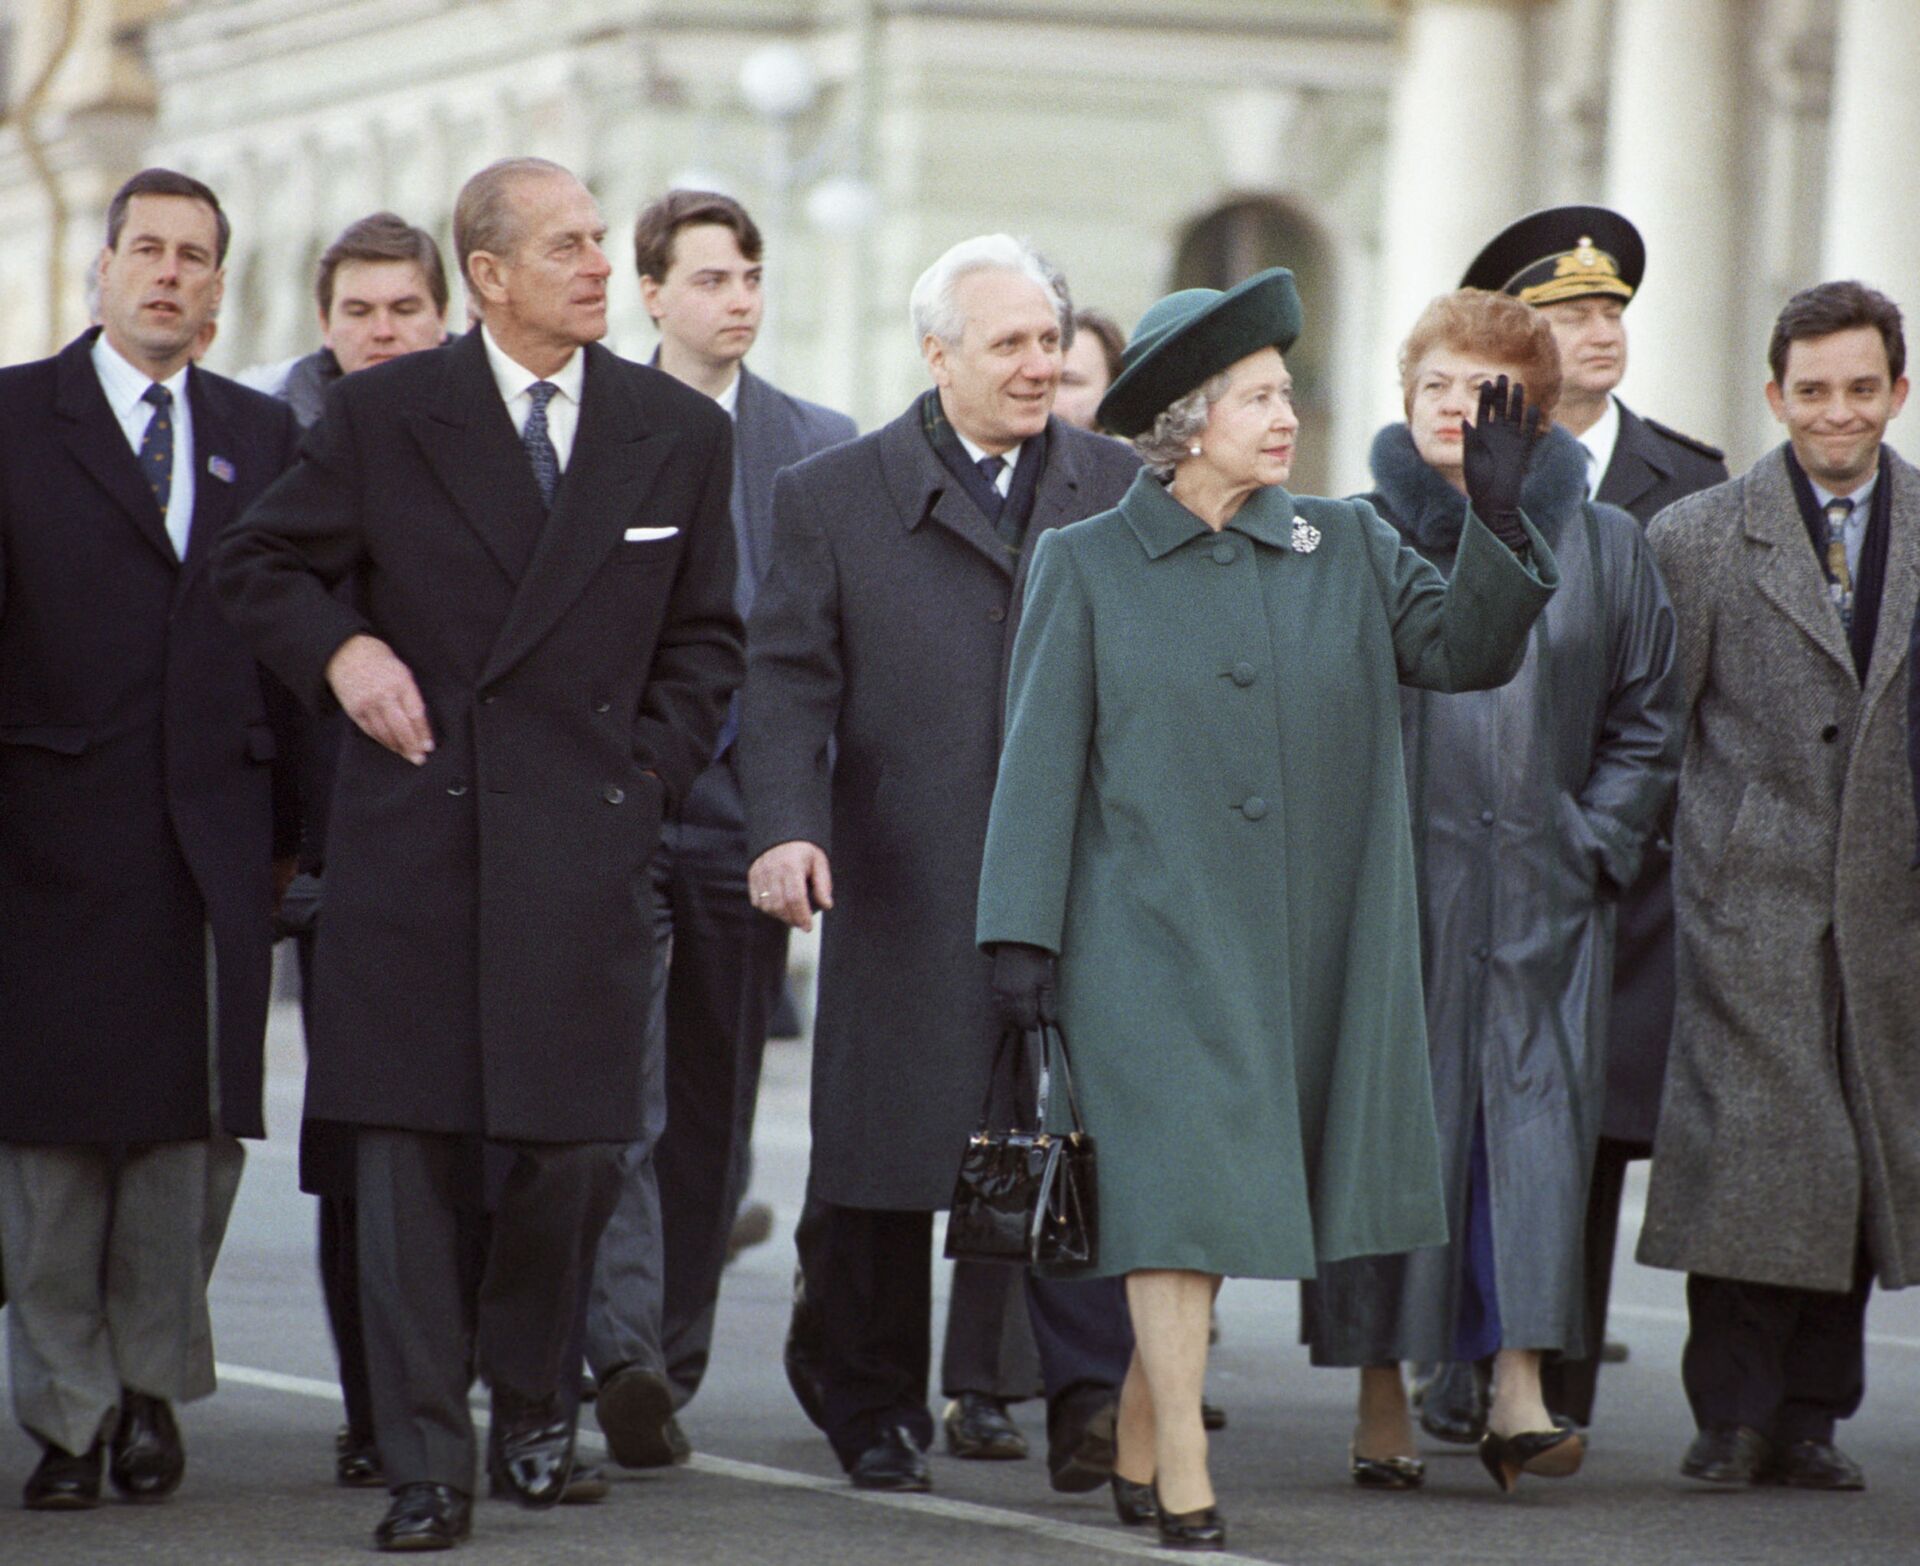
(208, 455, 236, 484)
(1291, 520, 1321, 553)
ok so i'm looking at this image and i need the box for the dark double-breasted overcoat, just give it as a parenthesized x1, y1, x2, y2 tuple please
(214, 330, 742, 1145)
(0, 331, 298, 1147)
(738, 407, 1138, 1211)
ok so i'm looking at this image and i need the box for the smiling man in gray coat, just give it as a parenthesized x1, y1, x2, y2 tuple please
(1637, 280, 1920, 1493)
(738, 235, 1135, 1493)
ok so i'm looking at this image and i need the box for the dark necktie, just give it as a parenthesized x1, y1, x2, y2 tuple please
(523, 381, 560, 507)
(977, 453, 1022, 547)
(139, 383, 174, 522)
(1824, 496, 1855, 630)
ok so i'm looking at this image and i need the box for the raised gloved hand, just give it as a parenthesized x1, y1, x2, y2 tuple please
(1461, 374, 1539, 554)
(990, 942, 1058, 1032)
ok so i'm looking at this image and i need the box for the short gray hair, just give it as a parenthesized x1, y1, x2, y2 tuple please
(909, 234, 1070, 344)
(454, 157, 571, 281)
(1133, 371, 1231, 478)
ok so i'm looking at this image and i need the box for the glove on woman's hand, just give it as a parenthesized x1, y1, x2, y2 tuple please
(990, 942, 1058, 1032)
(1461, 374, 1539, 553)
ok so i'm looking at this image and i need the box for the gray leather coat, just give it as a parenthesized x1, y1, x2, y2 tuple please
(1305, 424, 1681, 1363)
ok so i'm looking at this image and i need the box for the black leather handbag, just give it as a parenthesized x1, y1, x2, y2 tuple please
(943, 1021, 1098, 1271)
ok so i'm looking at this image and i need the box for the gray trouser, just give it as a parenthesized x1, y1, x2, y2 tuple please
(583, 846, 674, 1381)
(0, 1137, 244, 1455)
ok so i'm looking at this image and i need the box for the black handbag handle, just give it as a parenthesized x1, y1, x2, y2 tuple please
(1035, 1020, 1088, 1138)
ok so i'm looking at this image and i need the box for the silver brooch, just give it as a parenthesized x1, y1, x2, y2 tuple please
(1291, 520, 1321, 553)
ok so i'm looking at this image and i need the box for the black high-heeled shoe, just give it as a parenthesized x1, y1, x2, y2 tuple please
(1152, 1485, 1227, 1550)
(1478, 1426, 1584, 1494)
(1111, 1473, 1156, 1526)
(1349, 1443, 1425, 1490)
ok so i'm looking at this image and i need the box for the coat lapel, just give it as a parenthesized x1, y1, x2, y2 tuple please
(178, 365, 237, 590)
(480, 344, 677, 686)
(876, 405, 1015, 577)
(734, 367, 802, 586)
(52, 332, 178, 568)
(1597, 403, 1672, 519)
(407, 331, 551, 585)
(1858, 450, 1920, 725)
(1743, 448, 1858, 682)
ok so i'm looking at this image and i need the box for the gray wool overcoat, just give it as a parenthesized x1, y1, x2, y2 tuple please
(1304, 426, 1680, 1361)
(1637, 445, 1920, 1292)
(738, 406, 1139, 1210)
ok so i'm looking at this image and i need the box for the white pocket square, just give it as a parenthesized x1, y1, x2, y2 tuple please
(624, 526, 680, 542)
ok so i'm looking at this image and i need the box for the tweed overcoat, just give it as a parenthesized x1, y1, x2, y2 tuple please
(0, 332, 298, 1145)
(1595, 401, 1729, 1143)
(975, 471, 1559, 1280)
(738, 406, 1138, 1210)
(214, 330, 742, 1144)
(1637, 445, 1920, 1292)
(1304, 426, 1679, 1358)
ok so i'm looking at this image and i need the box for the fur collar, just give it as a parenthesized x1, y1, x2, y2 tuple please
(1365, 421, 1590, 552)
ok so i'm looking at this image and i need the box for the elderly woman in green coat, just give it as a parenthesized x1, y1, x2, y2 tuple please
(974, 270, 1559, 1548)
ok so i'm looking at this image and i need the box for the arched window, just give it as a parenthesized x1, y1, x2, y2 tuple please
(1173, 199, 1334, 498)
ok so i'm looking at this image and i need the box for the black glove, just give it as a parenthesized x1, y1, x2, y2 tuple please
(989, 942, 1058, 1032)
(1461, 374, 1538, 554)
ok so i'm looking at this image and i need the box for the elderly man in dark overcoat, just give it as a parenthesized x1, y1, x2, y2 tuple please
(739, 235, 1136, 1493)
(0, 168, 298, 1512)
(1637, 281, 1920, 1492)
(215, 157, 741, 1551)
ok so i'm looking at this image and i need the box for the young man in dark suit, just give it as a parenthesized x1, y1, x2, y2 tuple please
(215, 157, 742, 1552)
(739, 235, 1136, 1494)
(579, 190, 856, 1471)
(0, 168, 299, 1512)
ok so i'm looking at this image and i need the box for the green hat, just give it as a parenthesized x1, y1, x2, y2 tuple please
(1096, 268, 1302, 438)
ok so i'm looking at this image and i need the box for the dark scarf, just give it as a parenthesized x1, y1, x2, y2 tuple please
(919, 389, 1047, 556)
(1363, 420, 1591, 560)
(1784, 444, 1892, 680)
(282, 347, 343, 430)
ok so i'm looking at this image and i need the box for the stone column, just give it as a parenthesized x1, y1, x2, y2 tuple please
(1822, 0, 1920, 455)
(1372, 0, 1539, 436)
(1604, 0, 1743, 450)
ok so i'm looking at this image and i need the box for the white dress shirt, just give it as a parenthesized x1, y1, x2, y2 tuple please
(1811, 470, 1877, 584)
(955, 430, 1021, 497)
(713, 370, 742, 421)
(1572, 395, 1622, 502)
(481, 325, 584, 471)
(91, 332, 196, 559)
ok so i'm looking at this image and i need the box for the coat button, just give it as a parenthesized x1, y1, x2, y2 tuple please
(594, 699, 612, 714)
(446, 781, 468, 797)
(603, 784, 626, 805)
(1212, 541, 1236, 565)
(1240, 795, 1268, 821)
(1480, 809, 1495, 825)
(1231, 662, 1256, 687)
(1821, 723, 1840, 743)
(481, 694, 497, 706)
(988, 606, 1006, 623)
(1473, 945, 1490, 962)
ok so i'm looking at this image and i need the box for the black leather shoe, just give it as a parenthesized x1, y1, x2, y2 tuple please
(1201, 1398, 1226, 1432)
(490, 1396, 574, 1509)
(1350, 1444, 1425, 1490)
(1417, 1360, 1487, 1445)
(1047, 1387, 1117, 1493)
(108, 1392, 184, 1501)
(1111, 1473, 1156, 1526)
(1153, 1486, 1227, 1550)
(849, 1426, 931, 1492)
(336, 1426, 384, 1488)
(23, 1441, 103, 1511)
(1763, 1439, 1865, 1491)
(1680, 1425, 1771, 1487)
(943, 1393, 1028, 1460)
(561, 1462, 610, 1504)
(374, 1482, 472, 1551)
(1479, 1426, 1584, 1493)
(596, 1364, 691, 1469)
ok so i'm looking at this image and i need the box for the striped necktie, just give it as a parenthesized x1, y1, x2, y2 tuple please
(1824, 496, 1855, 630)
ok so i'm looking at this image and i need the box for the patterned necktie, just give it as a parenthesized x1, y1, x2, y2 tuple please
(139, 383, 174, 521)
(1824, 496, 1855, 630)
(523, 381, 560, 507)
(977, 453, 1019, 546)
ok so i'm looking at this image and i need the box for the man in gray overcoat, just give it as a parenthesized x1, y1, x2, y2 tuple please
(1637, 280, 1920, 1492)
(738, 235, 1135, 1493)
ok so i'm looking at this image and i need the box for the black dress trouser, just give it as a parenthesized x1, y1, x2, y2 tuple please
(1542, 1134, 1638, 1426)
(1681, 1243, 1875, 1446)
(356, 1129, 623, 1492)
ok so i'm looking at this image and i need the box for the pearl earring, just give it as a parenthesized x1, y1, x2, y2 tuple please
(1189, 444, 1203, 457)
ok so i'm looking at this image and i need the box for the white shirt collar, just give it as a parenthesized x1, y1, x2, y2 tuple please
(91, 331, 190, 420)
(713, 370, 742, 419)
(481, 323, 584, 407)
(1572, 395, 1622, 500)
(954, 429, 1023, 495)
(1811, 470, 1877, 515)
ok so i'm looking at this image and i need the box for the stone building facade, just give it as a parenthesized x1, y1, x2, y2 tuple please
(2, 0, 1915, 492)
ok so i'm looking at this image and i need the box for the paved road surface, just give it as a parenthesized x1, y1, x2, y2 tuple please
(4, 990, 1916, 1563)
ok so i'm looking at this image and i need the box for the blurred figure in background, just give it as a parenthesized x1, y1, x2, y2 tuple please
(1053, 308, 1126, 432)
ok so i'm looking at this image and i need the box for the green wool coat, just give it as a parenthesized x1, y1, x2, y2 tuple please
(975, 471, 1558, 1280)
